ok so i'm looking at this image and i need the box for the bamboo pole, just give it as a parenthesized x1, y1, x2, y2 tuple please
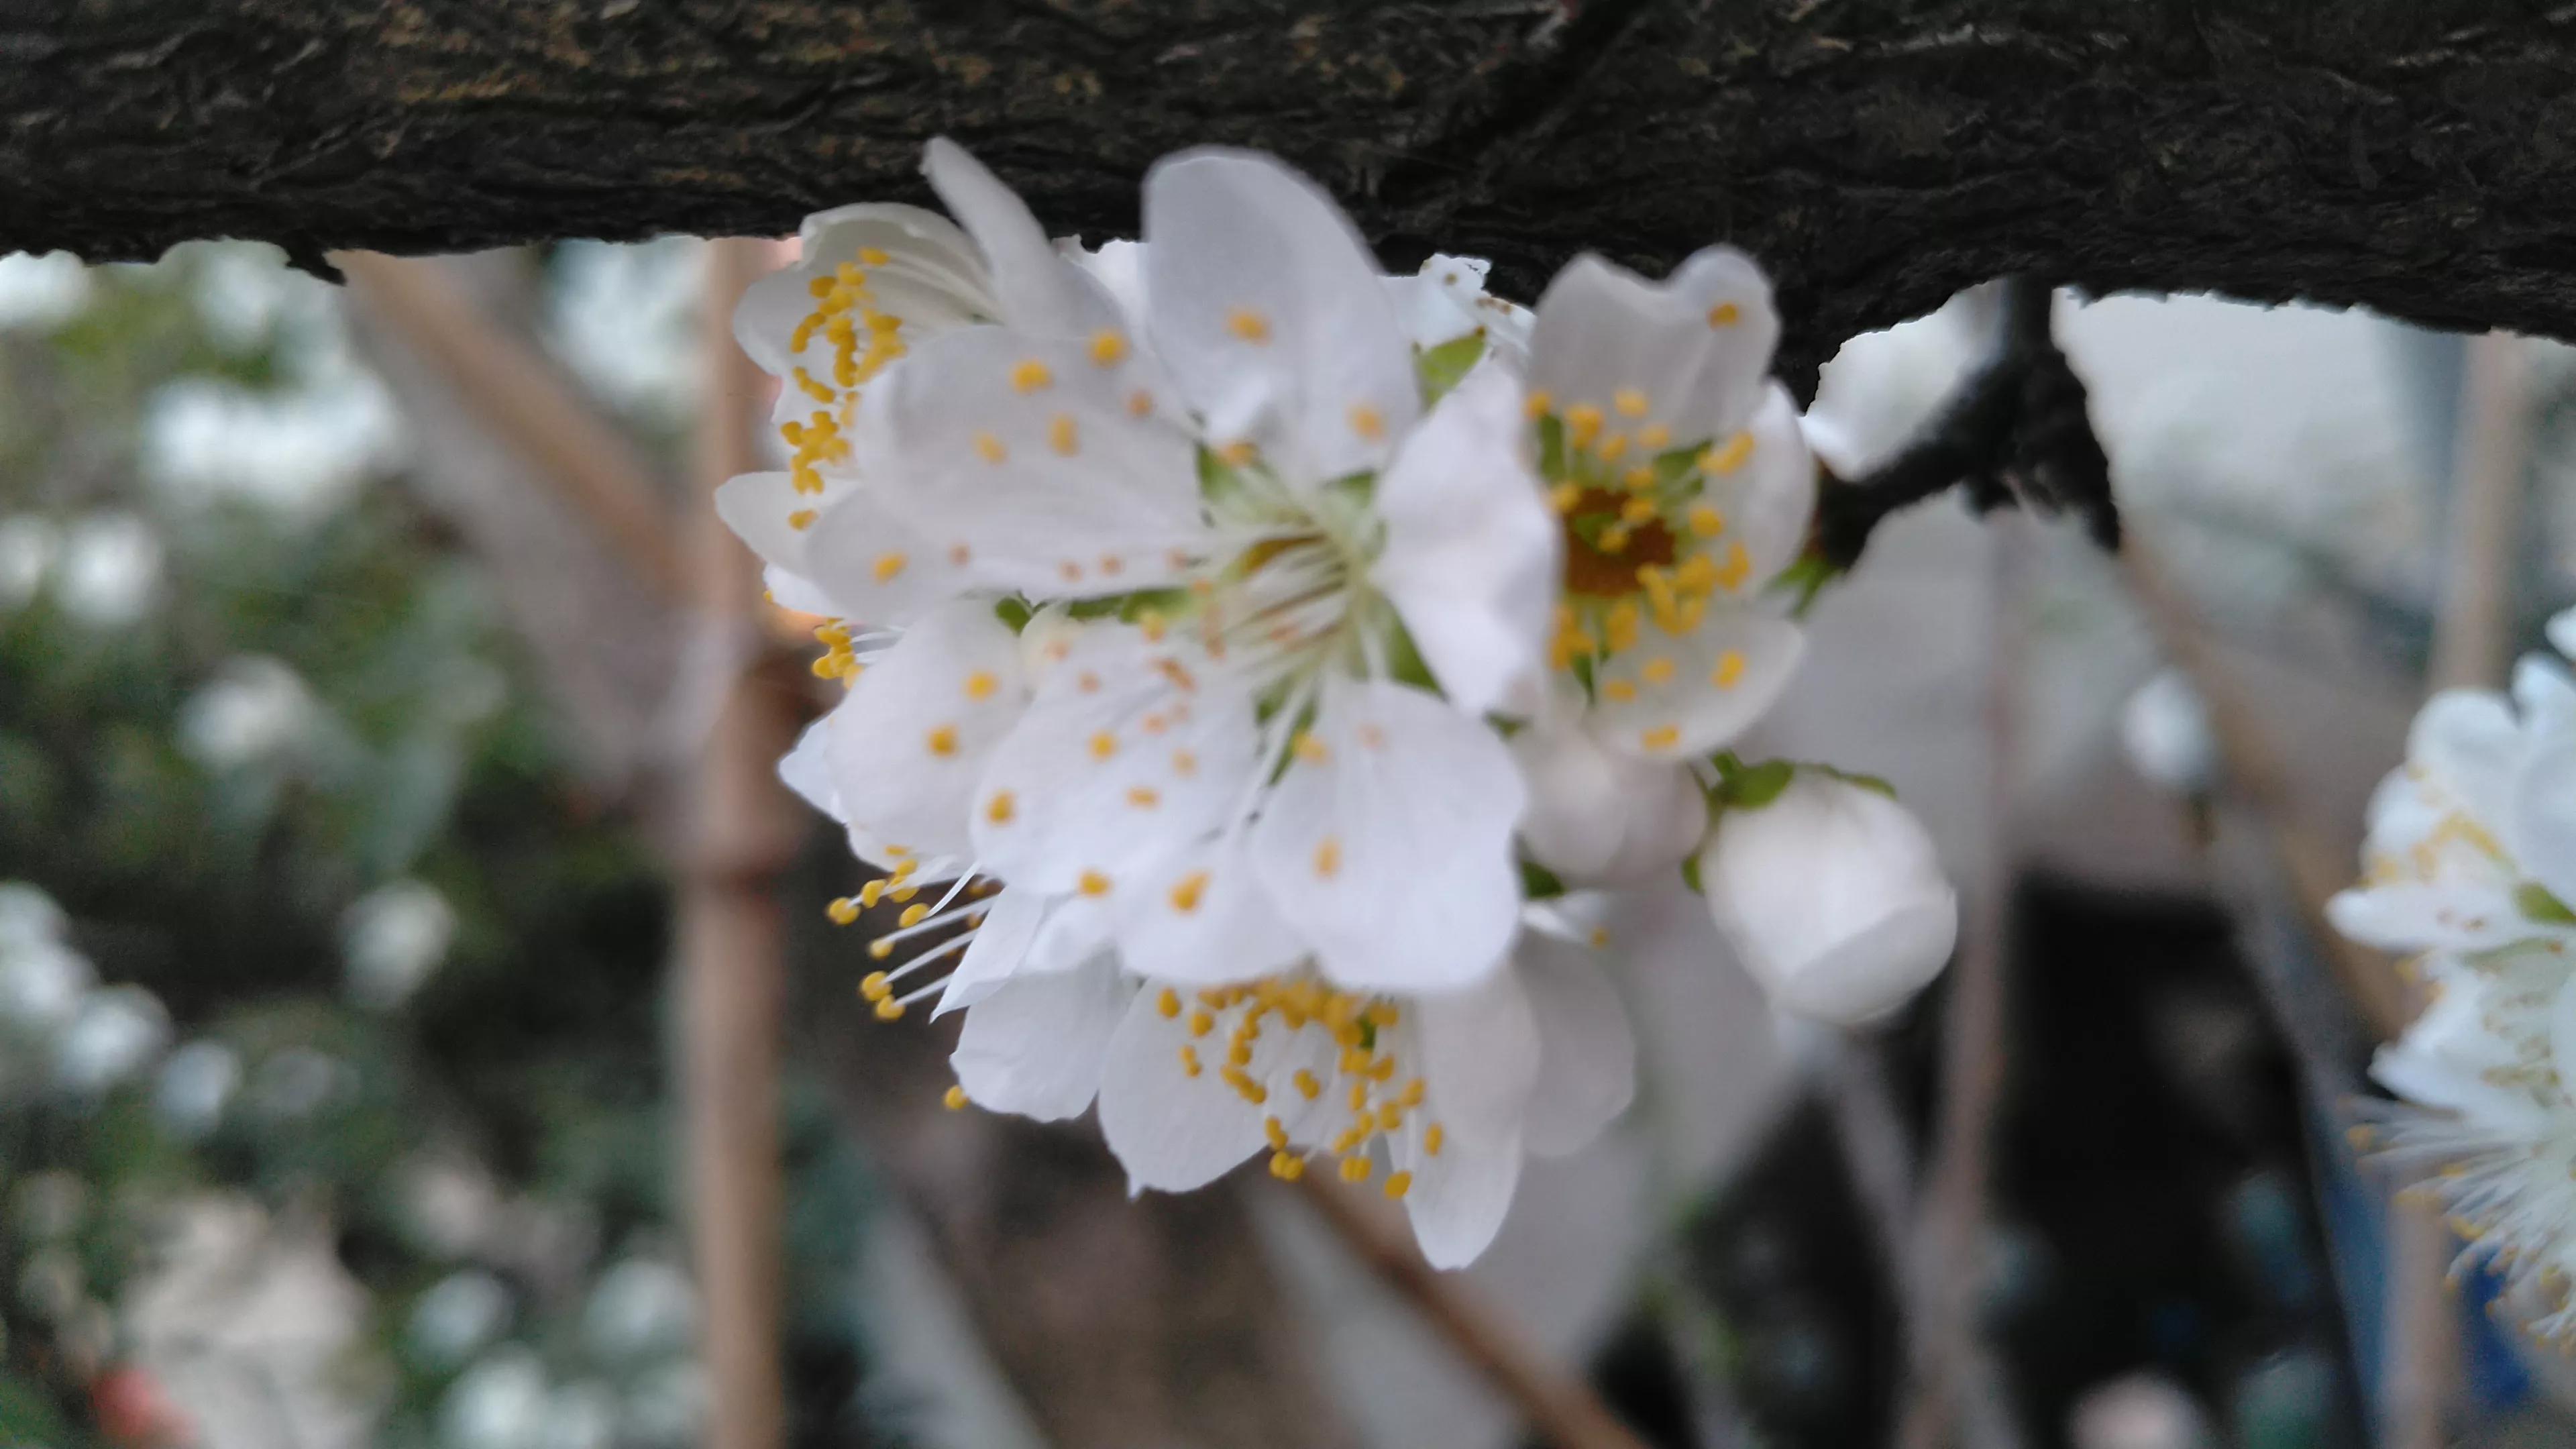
(676, 237, 801, 1449)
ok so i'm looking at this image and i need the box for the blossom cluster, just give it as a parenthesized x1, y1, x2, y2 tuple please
(722, 141, 1959, 1266)
(2329, 612, 2576, 1336)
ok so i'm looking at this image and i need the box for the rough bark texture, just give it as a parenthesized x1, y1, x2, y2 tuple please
(7, 3, 2576, 380)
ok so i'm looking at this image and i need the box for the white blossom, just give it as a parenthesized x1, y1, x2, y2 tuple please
(1695, 770, 1957, 1025)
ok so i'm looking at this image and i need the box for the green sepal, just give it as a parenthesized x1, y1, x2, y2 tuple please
(1519, 859, 1568, 900)
(1417, 332, 1487, 407)
(2518, 881, 2576, 926)
(1770, 551, 1841, 619)
(992, 596, 1035, 633)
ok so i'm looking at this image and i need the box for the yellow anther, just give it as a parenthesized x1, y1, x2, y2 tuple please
(1265, 1116, 1290, 1150)
(859, 879, 888, 908)
(1226, 307, 1273, 343)
(1717, 539, 1754, 592)
(1171, 749, 1198, 776)
(1078, 869, 1113, 897)
(1566, 402, 1604, 447)
(1293, 732, 1330, 765)
(1138, 608, 1168, 641)
(985, 791, 1016, 825)
(1599, 524, 1631, 554)
(861, 971, 891, 1001)
(1179, 1044, 1202, 1078)
(1122, 787, 1159, 812)
(1010, 358, 1054, 392)
(1089, 329, 1128, 366)
(1366, 1056, 1395, 1083)
(827, 897, 861, 925)
(1548, 481, 1582, 515)
(943, 1084, 969, 1110)
(1089, 731, 1118, 760)
(1614, 388, 1650, 418)
(1170, 871, 1208, 914)
(1640, 423, 1672, 450)
(898, 903, 931, 929)
(807, 276, 835, 299)
(788, 508, 818, 531)
(1270, 1150, 1306, 1180)
(873, 996, 905, 1021)
(1228, 1040, 1254, 1067)
(1313, 837, 1342, 879)
(1640, 724, 1681, 751)
(926, 723, 959, 757)
(1622, 466, 1658, 492)
(1399, 1077, 1426, 1108)
(1707, 301, 1741, 327)
(1294, 1069, 1322, 1100)
(1128, 389, 1154, 417)
(889, 886, 918, 904)
(1157, 987, 1183, 1020)
(859, 247, 892, 266)
(963, 671, 998, 701)
(1620, 496, 1658, 525)
(1642, 657, 1676, 685)
(1218, 439, 1258, 467)
(1688, 504, 1727, 537)
(873, 552, 908, 583)
(1603, 679, 1639, 703)
(1349, 1081, 1371, 1112)
(1424, 1124, 1446, 1157)
(1701, 431, 1754, 474)
(1339, 1156, 1373, 1184)
(1049, 413, 1079, 455)
(973, 431, 1008, 464)
(1605, 599, 1642, 653)
(1524, 388, 1554, 419)
(1597, 433, 1630, 463)
(1189, 1010, 1216, 1038)
(1383, 1170, 1413, 1199)
(867, 938, 894, 961)
(1377, 1103, 1403, 1131)
(1348, 402, 1386, 440)
(1590, 926, 1611, 948)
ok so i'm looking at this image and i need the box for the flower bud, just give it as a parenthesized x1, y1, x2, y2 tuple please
(1695, 771, 1956, 1024)
(1511, 721, 1708, 885)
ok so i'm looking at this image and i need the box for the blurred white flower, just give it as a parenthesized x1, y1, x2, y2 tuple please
(0, 250, 92, 331)
(2119, 669, 2217, 795)
(342, 878, 458, 1010)
(247, 1046, 349, 1122)
(1511, 713, 1708, 885)
(440, 1347, 551, 1449)
(192, 243, 303, 353)
(53, 985, 172, 1094)
(539, 1381, 619, 1449)
(2068, 1372, 2217, 1449)
(0, 938, 97, 1031)
(0, 515, 58, 610)
(582, 1258, 696, 1364)
(12, 1170, 88, 1240)
(152, 1040, 242, 1139)
(398, 1156, 505, 1260)
(178, 655, 318, 771)
(144, 374, 405, 521)
(53, 513, 162, 628)
(619, 1360, 706, 1449)
(0, 880, 66, 947)
(547, 239, 706, 419)
(1696, 770, 1958, 1025)
(409, 1271, 515, 1369)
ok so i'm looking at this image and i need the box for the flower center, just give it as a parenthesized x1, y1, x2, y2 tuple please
(1155, 974, 1442, 1198)
(780, 255, 914, 502)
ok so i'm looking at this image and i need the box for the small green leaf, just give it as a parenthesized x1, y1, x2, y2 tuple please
(1416, 333, 1487, 405)
(1520, 859, 1568, 900)
(2518, 881, 2576, 926)
(1717, 758, 1796, 810)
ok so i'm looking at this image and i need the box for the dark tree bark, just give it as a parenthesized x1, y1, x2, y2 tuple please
(6, 3, 2576, 378)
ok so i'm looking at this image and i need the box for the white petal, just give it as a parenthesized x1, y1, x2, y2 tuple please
(2410, 689, 2522, 828)
(778, 714, 844, 822)
(822, 599, 1030, 861)
(933, 886, 1048, 1016)
(1511, 718, 1708, 884)
(1373, 366, 1559, 716)
(1249, 677, 1527, 992)
(1112, 831, 1309, 986)
(1514, 933, 1636, 1157)
(1691, 383, 1816, 589)
(1066, 238, 1150, 335)
(736, 203, 996, 404)
(1399, 1125, 1523, 1270)
(2513, 746, 2576, 911)
(720, 471, 965, 626)
(1094, 987, 1266, 1191)
(1587, 610, 1805, 760)
(951, 955, 1130, 1121)
(2514, 655, 2576, 744)
(2324, 881, 2526, 954)
(970, 630, 1261, 896)
(1142, 149, 1419, 482)
(1415, 965, 1543, 1146)
(1527, 246, 1781, 449)
(855, 325, 1209, 598)
(2551, 607, 2576, 665)
(923, 138, 1124, 337)
(762, 564, 842, 619)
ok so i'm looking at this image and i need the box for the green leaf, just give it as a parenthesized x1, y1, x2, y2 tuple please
(2518, 881, 2576, 926)
(1519, 859, 1568, 900)
(1416, 333, 1487, 406)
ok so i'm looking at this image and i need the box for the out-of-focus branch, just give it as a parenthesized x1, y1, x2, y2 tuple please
(335, 250, 688, 601)
(1291, 1177, 1652, 1449)
(1816, 278, 2118, 572)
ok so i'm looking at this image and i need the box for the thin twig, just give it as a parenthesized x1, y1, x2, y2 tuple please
(1816, 277, 2117, 571)
(1291, 1176, 1654, 1449)
(333, 250, 690, 600)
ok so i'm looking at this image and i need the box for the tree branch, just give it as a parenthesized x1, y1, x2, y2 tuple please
(8, 4, 2576, 378)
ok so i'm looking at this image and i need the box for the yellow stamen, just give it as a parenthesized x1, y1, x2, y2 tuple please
(1049, 413, 1079, 455)
(985, 791, 1016, 824)
(1226, 307, 1273, 343)
(943, 1085, 969, 1110)
(1707, 301, 1741, 327)
(964, 671, 998, 701)
(1078, 869, 1113, 897)
(926, 723, 959, 757)
(974, 431, 1008, 464)
(1170, 871, 1209, 913)
(1090, 329, 1128, 366)
(1010, 358, 1053, 392)
(873, 553, 908, 583)
(1313, 837, 1342, 879)
(1349, 402, 1386, 440)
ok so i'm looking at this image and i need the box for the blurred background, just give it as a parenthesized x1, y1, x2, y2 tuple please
(0, 237, 2562, 1449)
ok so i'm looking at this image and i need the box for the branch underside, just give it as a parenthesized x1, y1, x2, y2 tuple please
(6, 3, 2574, 376)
